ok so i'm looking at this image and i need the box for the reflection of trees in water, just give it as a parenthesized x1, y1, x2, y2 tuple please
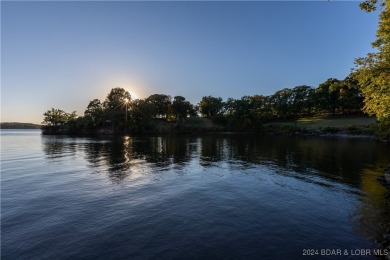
(129, 136, 193, 169)
(82, 136, 133, 182)
(220, 135, 390, 247)
(199, 136, 226, 166)
(222, 136, 389, 188)
(83, 141, 105, 167)
(80, 136, 196, 182)
(42, 134, 390, 246)
(41, 136, 77, 159)
(352, 166, 390, 246)
(42, 134, 390, 188)
(43, 134, 390, 188)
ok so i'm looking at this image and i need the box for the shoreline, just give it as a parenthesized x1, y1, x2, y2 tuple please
(40, 127, 382, 140)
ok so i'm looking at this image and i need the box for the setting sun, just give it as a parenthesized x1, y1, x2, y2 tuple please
(129, 91, 138, 100)
(2, 1, 389, 259)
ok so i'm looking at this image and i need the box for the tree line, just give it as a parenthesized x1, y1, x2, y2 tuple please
(354, 0, 390, 139)
(42, 75, 364, 133)
(43, 0, 389, 137)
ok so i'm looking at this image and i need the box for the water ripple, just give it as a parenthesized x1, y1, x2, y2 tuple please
(2, 131, 389, 259)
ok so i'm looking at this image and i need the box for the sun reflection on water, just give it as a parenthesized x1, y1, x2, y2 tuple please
(123, 136, 131, 164)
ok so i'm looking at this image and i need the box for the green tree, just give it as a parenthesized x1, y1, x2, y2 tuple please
(338, 76, 364, 115)
(270, 88, 293, 119)
(222, 96, 257, 130)
(291, 85, 314, 116)
(84, 99, 103, 127)
(314, 78, 341, 115)
(223, 98, 236, 118)
(145, 94, 172, 119)
(198, 96, 223, 118)
(354, 0, 390, 138)
(42, 108, 77, 126)
(103, 88, 131, 130)
(130, 99, 156, 133)
(249, 95, 273, 121)
(103, 88, 131, 110)
(171, 96, 195, 123)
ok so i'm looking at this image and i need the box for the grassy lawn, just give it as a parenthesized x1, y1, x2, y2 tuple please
(151, 116, 376, 135)
(183, 117, 220, 128)
(265, 116, 376, 129)
(262, 116, 376, 135)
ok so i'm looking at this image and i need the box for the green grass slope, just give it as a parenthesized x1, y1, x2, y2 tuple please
(263, 116, 376, 136)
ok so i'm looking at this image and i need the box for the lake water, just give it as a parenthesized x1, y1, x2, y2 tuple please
(1, 129, 390, 259)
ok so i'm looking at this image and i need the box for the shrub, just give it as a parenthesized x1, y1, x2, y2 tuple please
(374, 119, 390, 141)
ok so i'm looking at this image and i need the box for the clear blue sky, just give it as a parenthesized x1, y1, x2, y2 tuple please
(1, 1, 379, 124)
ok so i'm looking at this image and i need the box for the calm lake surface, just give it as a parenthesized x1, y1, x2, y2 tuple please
(1, 129, 390, 259)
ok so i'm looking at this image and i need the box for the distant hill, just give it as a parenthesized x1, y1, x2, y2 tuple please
(0, 122, 42, 129)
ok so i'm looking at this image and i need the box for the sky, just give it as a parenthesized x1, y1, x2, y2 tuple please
(1, 1, 380, 124)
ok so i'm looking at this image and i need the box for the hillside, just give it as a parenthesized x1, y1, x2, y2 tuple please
(0, 122, 42, 129)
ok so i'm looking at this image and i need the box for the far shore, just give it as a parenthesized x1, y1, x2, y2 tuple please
(4, 115, 384, 141)
(37, 115, 386, 141)
(0, 122, 41, 129)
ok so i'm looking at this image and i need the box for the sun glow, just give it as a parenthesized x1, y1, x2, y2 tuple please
(129, 91, 138, 100)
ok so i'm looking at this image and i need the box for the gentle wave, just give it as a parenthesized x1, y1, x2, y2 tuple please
(1, 130, 389, 259)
